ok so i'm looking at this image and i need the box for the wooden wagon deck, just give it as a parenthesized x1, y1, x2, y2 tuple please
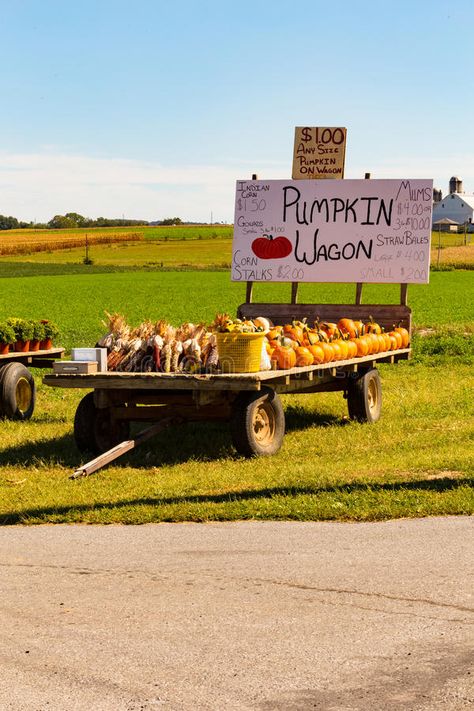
(43, 347, 410, 394)
(1, 347, 64, 367)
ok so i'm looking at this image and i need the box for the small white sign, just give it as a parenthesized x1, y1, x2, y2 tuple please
(232, 178, 433, 284)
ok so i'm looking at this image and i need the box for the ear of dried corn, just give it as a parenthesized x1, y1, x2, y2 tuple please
(98, 312, 251, 374)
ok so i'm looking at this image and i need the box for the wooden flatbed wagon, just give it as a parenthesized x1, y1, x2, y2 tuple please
(43, 299, 410, 463)
(0, 348, 64, 420)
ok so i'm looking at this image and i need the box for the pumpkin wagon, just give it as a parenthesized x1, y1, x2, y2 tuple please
(42, 288, 413, 477)
(43, 129, 432, 476)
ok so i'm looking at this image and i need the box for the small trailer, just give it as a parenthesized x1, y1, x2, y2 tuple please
(0, 348, 64, 420)
(43, 296, 411, 474)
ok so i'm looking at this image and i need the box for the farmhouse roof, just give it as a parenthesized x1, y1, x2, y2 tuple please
(433, 217, 459, 225)
(434, 192, 474, 213)
(456, 193, 474, 210)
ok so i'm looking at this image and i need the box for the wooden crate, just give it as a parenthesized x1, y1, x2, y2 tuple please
(53, 360, 98, 375)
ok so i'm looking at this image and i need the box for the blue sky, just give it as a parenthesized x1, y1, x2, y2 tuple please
(1, 0, 473, 222)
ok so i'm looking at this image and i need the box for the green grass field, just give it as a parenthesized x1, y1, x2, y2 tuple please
(0, 270, 472, 350)
(0, 257, 472, 525)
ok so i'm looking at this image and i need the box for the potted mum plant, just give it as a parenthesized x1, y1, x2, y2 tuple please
(29, 321, 46, 351)
(0, 321, 16, 355)
(40, 320, 59, 350)
(7, 318, 34, 352)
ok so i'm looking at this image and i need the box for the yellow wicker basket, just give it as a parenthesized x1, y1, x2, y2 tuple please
(215, 332, 265, 373)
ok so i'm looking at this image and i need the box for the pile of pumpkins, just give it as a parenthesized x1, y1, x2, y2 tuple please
(255, 316, 410, 370)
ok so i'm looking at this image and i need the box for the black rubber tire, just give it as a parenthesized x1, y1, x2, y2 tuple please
(231, 387, 285, 457)
(74, 392, 130, 455)
(0, 365, 4, 418)
(347, 368, 382, 423)
(0, 362, 36, 420)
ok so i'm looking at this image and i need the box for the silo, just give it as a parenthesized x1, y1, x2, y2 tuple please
(433, 188, 442, 203)
(449, 176, 463, 194)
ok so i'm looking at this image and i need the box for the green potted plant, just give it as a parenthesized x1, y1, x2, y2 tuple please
(7, 318, 34, 352)
(0, 321, 16, 355)
(40, 320, 59, 350)
(29, 321, 46, 351)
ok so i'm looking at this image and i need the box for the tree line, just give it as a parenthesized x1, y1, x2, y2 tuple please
(0, 213, 185, 230)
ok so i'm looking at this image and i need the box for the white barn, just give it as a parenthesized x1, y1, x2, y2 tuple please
(432, 176, 474, 230)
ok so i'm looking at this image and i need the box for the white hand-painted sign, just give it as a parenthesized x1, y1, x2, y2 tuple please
(232, 179, 433, 284)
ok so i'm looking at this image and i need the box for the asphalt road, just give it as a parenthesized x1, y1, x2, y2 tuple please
(0, 518, 472, 711)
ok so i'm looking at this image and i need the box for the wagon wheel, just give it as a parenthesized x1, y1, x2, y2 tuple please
(231, 387, 285, 457)
(0, 362, 36, 420)
(74, 392, 130, 455)
(347, 368, 382, 423)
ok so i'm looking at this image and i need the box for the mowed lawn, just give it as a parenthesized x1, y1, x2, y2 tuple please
(0, 267, 472, 524)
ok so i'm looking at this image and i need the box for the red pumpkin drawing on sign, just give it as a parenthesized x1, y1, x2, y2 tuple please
(251, 234, 292, 260)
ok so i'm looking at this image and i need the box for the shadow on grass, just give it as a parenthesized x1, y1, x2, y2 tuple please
(0, 434, 80, 468)
(1, 477, 472, 525)
(0, 408, 344, 470)
(284, 405, 344, 432)
(0, 425, 233, 469)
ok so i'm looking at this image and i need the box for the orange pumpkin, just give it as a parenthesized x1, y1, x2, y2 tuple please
(364, 317, 382, 335)
(295, 346, 314, 367)
(368, 332, 380, 354)
(346, 339, 358, 359)
(320, 342, 335, 362)
(336, 339, 350, 360)
(320, 322, 339, 339)
(308, 344, 325, 364)
(337, 318, 357, 338)
(389, 330, 403, 349)
(271, 345, 296, 370)
(354, 337, 369, 357)
(394, 326, 410, 348)
(267, 327, 282, 341)
(283, 323, 304, 343)
(376, 333, 387, 352)
(331, 341, 342, 361)
(305, 329, 321, 346)
(353, 320, 365, 337)
(379, 329, 390, 351)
